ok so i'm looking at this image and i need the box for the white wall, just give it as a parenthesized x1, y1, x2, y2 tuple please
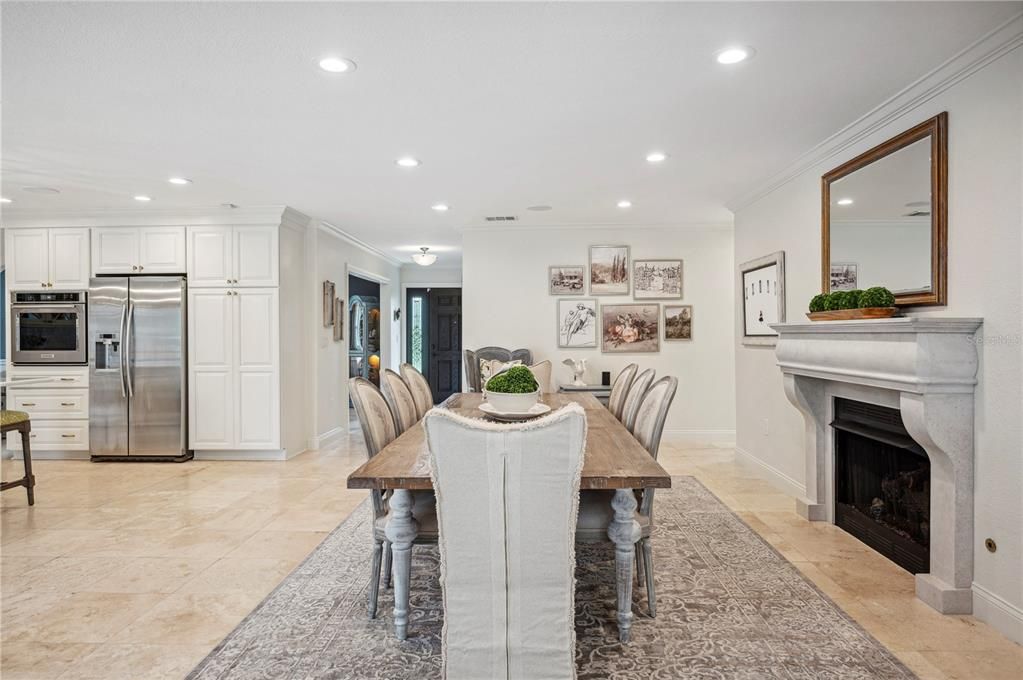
(400, 264, 462, 287)
(312, 225, 402, 446)
(463, 225, 735, 440)
(733, 46, 1023, 640)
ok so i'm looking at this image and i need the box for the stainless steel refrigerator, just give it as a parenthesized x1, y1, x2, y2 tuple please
(89, 276, 190, 461)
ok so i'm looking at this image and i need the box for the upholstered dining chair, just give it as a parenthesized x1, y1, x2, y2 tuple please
(575, 376, 677, 617)
(349, 377, 438, 618)
(606, 364, 638, 420)
(463, 347, 533, 392)
(399, 363, 434, 419)
(381, 368, 419, 433)
(621, 368, 656, 432)
(424, 403, 587, 680)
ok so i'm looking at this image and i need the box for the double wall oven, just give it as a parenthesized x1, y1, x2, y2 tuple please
(10, 290, 88, 365)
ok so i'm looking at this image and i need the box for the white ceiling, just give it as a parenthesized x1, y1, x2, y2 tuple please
(2, 2, 1018, 266)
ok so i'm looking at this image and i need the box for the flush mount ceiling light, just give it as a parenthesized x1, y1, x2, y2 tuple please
(168, 177, 192, 185)
(431, 203, 449, 212)
(0, 197, 11, 203)
(134, 195, 152, 202)
(396, 157, 421, 168)
(715, 46, 755, 65)
(22, 186, 60, 194)
(617, 200, 633, 208)
(412, 247, 437, 266)
(645, 151, 668, 163)
(836, 197, 854, 206)
(318, 56, 357, 73)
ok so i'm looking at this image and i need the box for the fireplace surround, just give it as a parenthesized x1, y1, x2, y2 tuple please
(772, 317, 982, 614)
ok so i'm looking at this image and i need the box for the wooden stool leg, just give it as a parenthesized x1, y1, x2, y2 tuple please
(20, 423, 35, 506)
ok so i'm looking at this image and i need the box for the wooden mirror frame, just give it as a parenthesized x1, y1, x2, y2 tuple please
(821, 112, 947, 306)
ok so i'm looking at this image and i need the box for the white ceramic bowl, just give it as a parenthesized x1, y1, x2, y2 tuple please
(483, 389, 540, 414)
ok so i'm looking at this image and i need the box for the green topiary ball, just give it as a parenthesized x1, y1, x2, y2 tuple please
(845, 289, 863, 309)
(485, 365, 538, 394)
(824, 292, 846, 310)
(859, 286, 896, 308)
(808, 293, 829, 313)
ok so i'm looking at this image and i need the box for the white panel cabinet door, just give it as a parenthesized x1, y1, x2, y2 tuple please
(234, 227, 279, 287)
(138, 227, 186, 273)
(48, 229, 90, 289)
(187, 226, 234, 287)
(92, 228, 139, 275)
(188, 289, 235, 448)
(235, 288, 280, 448)
(6, 229, 50, 289)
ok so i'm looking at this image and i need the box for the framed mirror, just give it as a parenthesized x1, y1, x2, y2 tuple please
(822, 112, 947, 306)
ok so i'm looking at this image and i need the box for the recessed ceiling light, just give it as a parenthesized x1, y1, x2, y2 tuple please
(22, 186, 60, 194)
(645, 151, 668, 163)
(0, 197, 11, 203)
(836, 197, 854, 206)
(318, 57, 356, 73)
(617, 200, 633, 208)
(527, 205, 553, 212)
(134, 195, 152, 202)
(431, 203, 449, 212)
(168, 177, 192, 185)
(716, 46, 755, 65)
(396, 157, 420, 168)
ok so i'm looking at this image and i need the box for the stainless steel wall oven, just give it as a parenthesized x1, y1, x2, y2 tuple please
(10, 290, 88, 364)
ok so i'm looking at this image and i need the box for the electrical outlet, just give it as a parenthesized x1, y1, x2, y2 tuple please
(761, 418, 770, 436)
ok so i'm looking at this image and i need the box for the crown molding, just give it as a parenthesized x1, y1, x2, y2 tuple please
(464, 220, 733, 233)
(317, 220, 403, 267)
(0, 205, 291, 228)
(726, 11, 1023, 214)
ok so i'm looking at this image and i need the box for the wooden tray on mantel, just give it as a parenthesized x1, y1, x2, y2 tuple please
(806, 307, 899, 321)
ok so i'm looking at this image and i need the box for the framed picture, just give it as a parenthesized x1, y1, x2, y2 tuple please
(634, 259, 683, 299)
(333, 297, 344, 341)
(601, 303, 660, 353)
(589, 245, 630, 295)
(549, 265, 586, 295)
(739, 251, 785, 346)
(322, 280, 335, 327)
(557, 298, 598, 348)
(664, 305, 692, 340)
(830, 263, 858, 291)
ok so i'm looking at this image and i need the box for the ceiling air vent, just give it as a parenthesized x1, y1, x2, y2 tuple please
(485, 215, 518, 222)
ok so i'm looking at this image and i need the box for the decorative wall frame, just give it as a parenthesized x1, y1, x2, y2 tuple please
(633, 259, 683, 300)
(739, 251, 786, 346)
(549, 265, 586, 295)
(557, 298, 598, 348)
(333, 297, 344, 341)
(664, 305, 692, 340)
(322, 280, 336, 327)
(589, 245, 630, 296)
(601, 303, 660, 353)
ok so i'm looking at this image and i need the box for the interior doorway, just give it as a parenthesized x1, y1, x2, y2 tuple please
(406, 287, 462, 402)
(348, 274, 381, 386)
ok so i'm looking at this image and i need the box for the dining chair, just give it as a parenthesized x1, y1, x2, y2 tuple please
(576, 376, 677, 617)
(381, 368, 419, 433)
(424, 402, 587, 680)
(463, 347, 533, 392)
(1, 410, 35, 505)
(399, 362, 434, 419)
(620, 368, 656, 431)
(529, 360, 552, 393)
(606, 364, 638, 420)
(349, 377, 438, 618)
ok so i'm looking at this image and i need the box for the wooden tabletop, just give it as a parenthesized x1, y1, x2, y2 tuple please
(347, 392, 671, 491)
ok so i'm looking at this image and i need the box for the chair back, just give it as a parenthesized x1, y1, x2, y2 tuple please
(348, 377, 397, 520)
(621, 368, 656, 431)
(464, 347, 534, 392)
(529, 360, 552, 394)
(424, 404, 586, 680)
(606, 364, 638, 419)
(381, 368, 419, 433)
(400, 363, 434, 419)
(633, 376, 678, 519)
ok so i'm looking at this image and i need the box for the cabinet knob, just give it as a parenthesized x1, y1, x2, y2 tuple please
(226, 279, 231, 283)
(22, 402, 37, 407)
(133, 266, 138, 271)
(139, 265, 144, 271)
(61, 434, 76, 438)
(60, 402, 75, 406)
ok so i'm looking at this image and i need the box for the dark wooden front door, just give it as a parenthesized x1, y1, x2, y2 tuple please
(427, 288, 461, 402)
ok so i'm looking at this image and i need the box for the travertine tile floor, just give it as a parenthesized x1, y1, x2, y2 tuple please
(1, 435, 1020, 679)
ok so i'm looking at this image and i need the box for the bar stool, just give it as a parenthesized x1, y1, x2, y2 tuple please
(1, 410, 35, 505)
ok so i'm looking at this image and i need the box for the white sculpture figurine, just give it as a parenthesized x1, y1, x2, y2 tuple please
(562, 358, 588, 387)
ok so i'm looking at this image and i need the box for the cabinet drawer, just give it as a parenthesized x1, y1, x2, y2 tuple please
(6, 421, 89, 451)
(8, 389, 89, 420)
(8, 366, 89, 388)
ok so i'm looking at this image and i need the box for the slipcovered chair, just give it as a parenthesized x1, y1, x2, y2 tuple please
(349, 377, 438, 618)
(463, 347, 533, 392)
(621, 368, 656, 432)
(380, 368, 419, 433)
(424, 403, 587, 680)
(399, 363, 434, 419)
(575, 376, 677, 617)
(606, 364, 638, 420)
(0, 410, 35, 505)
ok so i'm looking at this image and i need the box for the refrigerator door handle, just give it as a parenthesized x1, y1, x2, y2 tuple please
(125, 302, 135, 398)
(118, 303, 128, 398)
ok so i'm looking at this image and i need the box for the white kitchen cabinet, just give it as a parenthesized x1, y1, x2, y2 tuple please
(5, 366, 91, 456)
(187, 226, 278, 287)
(188, 287, 279, 450)
(91, 226, 185, 274)
(5, 228, 90, 290)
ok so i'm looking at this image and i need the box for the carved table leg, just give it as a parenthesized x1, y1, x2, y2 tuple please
(608, 488, 642, 643)
(384, 489, 419, 640)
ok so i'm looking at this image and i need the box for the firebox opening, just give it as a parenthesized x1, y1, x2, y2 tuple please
(832, 398, 930, 574)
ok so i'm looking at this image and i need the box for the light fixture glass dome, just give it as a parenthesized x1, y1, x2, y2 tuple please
(412, 247, 437, 266)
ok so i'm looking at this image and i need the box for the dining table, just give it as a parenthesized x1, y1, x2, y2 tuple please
(347, 391, 672, 643)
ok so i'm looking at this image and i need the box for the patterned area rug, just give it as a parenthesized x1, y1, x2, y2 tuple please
(189, 477, 914, 679)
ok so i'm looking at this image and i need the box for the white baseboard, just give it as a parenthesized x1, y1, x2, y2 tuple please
(309, 426, 345, 451)
(663, 429, 736, 445)
(972, 582, 1023, 645)
(193, 448, 289, 461)
(6, 450, 89, 461)
(734, 446, 807, 499)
